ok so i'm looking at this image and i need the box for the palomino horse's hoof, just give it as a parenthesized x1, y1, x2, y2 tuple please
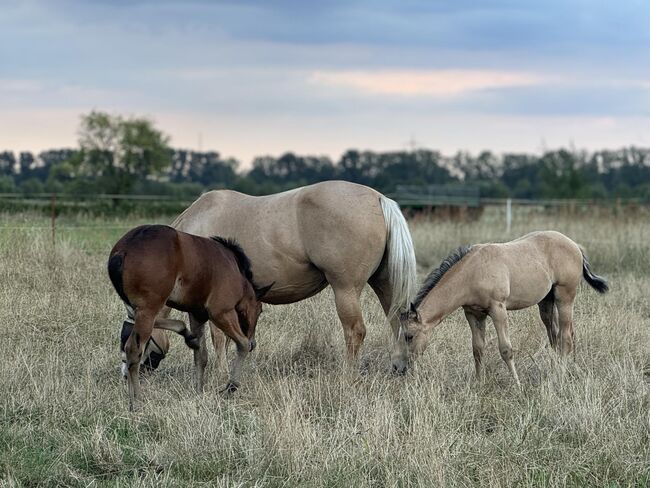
(220, 382, 240, 395)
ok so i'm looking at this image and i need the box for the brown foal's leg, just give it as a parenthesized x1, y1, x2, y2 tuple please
(489, 301, 520, 386)
(125, 306, 158, 410)
(464, 310, 487, 379)
(209, 309, 250, 393)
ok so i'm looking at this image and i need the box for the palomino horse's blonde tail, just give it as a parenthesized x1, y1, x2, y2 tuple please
(379, 196, 417, 320)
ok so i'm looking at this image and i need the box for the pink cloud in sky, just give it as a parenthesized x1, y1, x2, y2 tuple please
(309, 69, 544, 97)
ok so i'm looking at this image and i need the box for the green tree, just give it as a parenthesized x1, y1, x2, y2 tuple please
(77, 111, 171, 193)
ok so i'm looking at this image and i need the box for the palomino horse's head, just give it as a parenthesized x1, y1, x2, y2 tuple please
(391, 303, 434, 374)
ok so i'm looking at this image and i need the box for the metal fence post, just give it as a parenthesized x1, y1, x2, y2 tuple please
(506, 198, 512, 234)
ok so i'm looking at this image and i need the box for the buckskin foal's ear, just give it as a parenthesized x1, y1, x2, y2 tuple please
(255, 282, 275, 300)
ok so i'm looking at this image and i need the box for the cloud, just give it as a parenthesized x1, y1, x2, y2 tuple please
(310, 69, 545, 97)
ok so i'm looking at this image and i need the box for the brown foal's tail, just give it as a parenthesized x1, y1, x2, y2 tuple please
(581, 248, 609, 294)
(108, 252, 132, 307)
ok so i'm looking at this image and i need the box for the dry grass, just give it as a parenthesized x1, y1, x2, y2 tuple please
(1, 207, 650, 487)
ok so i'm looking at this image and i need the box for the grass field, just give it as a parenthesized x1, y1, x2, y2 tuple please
(1, 207, 649, 486)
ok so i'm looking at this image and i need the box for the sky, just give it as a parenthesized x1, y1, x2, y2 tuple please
(1, 0, 650, 166)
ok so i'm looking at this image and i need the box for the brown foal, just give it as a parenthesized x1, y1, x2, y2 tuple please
(108, 224, 271, 410)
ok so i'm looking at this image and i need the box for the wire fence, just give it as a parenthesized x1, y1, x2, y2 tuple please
(0, 192, 647, 246)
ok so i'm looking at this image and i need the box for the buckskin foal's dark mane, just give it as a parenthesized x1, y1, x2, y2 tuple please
(412, 245, 473, 307)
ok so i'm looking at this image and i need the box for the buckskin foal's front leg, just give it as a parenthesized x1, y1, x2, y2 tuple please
(464, 309, 487, 379)
(489, 302, 520, 386)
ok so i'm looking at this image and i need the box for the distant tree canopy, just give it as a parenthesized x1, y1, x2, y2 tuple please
(2, 111, 650, 200)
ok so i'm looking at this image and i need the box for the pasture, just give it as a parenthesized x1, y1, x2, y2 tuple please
(1, 207, 649, 486)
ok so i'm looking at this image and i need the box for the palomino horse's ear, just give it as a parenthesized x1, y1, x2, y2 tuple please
(255, 282, 275, 299)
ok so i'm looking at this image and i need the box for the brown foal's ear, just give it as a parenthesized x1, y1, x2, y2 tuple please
(255, 282, 275, 299)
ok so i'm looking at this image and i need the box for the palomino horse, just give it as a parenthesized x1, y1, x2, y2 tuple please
(164, 180, 417, 370)
(393, 231, 609, 383)
(108, 224, 271, 410)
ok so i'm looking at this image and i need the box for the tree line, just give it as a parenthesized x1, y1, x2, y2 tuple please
(2, 111, 650, 200)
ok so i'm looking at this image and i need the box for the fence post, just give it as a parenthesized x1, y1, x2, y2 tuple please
(506, 198, 512, 234)
(51, 193, 56, 247)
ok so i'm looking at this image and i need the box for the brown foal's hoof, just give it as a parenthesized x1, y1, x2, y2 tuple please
(220, 381, 240, 395)
(184, 335, 201, 350)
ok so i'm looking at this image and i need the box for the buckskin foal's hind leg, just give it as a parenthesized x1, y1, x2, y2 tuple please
(554, 285, 577, 357)
(489, 302, 520, 386)
(125, 306, 158, 410)
(464, 310, 487, 379)
(538, 291, 560, 350)
(188, 313, 208, 393)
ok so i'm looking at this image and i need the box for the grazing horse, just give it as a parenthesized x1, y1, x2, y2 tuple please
(159, 180, 417, 370)
(108, 224, 271, 410)
(393, 231, 609, 383)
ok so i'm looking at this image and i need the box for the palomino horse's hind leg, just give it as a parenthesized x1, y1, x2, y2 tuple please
(538, 292, 560, 350)
(464, 310, 487, 379)
(489, 302, 521, 386)
(125, 307, 157, 410)
(369, 277, 406, 373)
(188, 313, 208, 393)
(554, 285, 577, 356)
(330, 285, 366, 362)
(209, 309, 250, 393)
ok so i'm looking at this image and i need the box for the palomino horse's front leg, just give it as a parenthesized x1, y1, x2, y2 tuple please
(188, 314, 208, 393)
(464, 310, 487, 379)
(489, 302, 520, 386)
(210, 310, 250, 394)
(210, 323, 230, 374)
(125, 308, 156, 410)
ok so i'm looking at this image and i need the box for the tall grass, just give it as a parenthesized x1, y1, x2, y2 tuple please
(1, 208, 649, 486)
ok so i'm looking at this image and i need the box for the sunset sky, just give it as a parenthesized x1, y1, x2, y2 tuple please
(2, 0, 650, 166)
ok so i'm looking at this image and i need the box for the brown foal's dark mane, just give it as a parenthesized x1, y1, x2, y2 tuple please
(210, 236, 255, 286)
(412, 245, 473, 308)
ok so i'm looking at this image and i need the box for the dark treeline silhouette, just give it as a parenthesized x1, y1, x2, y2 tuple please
(2, 146, 650, 200)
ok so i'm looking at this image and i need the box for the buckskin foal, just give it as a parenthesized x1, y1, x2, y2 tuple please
(393, 231, 609, 383)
